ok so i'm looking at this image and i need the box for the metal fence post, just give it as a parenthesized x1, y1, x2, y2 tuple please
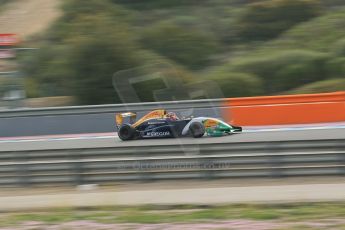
(337, 144, 345, 176)
(72, 150, 84, 185)
(268, 143, 284, 178)
(16, 151, 31, 187)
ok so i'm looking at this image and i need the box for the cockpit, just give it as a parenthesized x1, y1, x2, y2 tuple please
(165, 112, 179, 121)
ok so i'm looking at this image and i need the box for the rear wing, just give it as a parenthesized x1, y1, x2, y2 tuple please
(115, 112, 136, 129)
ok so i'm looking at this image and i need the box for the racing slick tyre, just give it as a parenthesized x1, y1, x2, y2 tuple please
(118, 124, 136, 141)
(189, 122, 205, 138)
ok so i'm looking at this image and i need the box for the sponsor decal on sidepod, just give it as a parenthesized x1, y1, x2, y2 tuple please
(146, 131, 171, 137)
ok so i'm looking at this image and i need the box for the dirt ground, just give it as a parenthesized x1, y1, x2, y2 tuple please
(0, 0, 61, 39)
(3, 219, 345, 230)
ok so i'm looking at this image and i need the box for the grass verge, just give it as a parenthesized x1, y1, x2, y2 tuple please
(0, 202, 345, 226)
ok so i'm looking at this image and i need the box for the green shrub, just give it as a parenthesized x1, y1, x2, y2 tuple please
(112, 0, 209, 10)
(0, 0, 9, 5)
(266, 8, 345, 52)
(322, 0, 345, 8)
(19, 0, 345, 103)
(331, 38, 345, 56)
(45, 0, 133, 44)
(237, 0, 322, 41)
(287, 78, 345, 94)
(113, 60, 195, 103)
(232, 50, 329, 92)
(67, 35, 141, 105)
(140, 22, 220, 69)
(61, 0, 131, 23)
(208, 71, 264, 97)
(21, 44, 73, 97)
(326, 57, 345, 78)
(22, 1, 142, 104)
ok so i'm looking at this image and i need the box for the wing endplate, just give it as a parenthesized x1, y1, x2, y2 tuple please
(115, 112, 136, 128)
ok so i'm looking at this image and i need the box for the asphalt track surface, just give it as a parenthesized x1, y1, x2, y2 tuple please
(1, 126, 345, 151)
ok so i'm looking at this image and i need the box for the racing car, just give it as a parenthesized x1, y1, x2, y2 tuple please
(115, 109, 242, 141)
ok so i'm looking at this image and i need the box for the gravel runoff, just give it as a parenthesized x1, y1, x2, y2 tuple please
(1, 219, 345, 230)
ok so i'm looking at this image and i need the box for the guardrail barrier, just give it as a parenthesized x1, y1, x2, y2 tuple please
(0, 139, 344, 187)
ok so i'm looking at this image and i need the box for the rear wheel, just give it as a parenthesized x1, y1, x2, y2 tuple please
(118, 124, 136, 141)
(189, 122, 205, 138)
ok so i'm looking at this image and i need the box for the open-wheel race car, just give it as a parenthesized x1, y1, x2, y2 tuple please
(115, 109, 242, 141)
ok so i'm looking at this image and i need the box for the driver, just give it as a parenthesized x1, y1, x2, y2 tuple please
(166, 112, 179, 121)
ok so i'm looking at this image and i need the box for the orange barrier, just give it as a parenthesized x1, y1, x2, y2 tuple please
(222, 91, 345, 126)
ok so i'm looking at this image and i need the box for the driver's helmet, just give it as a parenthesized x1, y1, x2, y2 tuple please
(166, 112, 179, 121)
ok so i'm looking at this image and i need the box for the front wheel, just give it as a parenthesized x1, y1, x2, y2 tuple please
(118, 124, 136, 141)
(189, 122, 205, 138)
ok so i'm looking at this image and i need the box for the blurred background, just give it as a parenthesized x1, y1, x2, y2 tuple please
(1, 1, 345, 230)
(1, 0, 345, 107)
